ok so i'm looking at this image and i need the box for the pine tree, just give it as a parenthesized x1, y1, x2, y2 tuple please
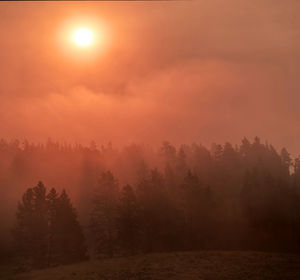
(13, 182, 48, 270)
(280, 148, 291, 178)
(14, 182, 87, 270)
(46, 188, 59, 267)
(54, 190, 87, 264)
(136, 169, 182, 252)
(13, 188, 35, 271)
(181, 171, 215, 249)
(117, 185, 140, 255)
(90, 171, 119, 257)
(32, 182, 49, 268)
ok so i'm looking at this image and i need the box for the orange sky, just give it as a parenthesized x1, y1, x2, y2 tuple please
(0, 1, 300, 154)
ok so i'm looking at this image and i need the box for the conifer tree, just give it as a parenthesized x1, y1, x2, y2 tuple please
(13, 182, 48, 270)
(46, 187, 59, 267)
(14, 182, 87, 270)
(181, 171, 215, 249)
(117, 184, 140, 254)
(54, 190, 87, 264)
(90, 171, 119, 257)
(13, 188, 35, 271)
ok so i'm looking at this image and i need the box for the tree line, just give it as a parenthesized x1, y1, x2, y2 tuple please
(12, 137, 300, 270)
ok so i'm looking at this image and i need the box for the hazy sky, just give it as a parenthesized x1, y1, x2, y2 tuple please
(0, 1, 300, 154)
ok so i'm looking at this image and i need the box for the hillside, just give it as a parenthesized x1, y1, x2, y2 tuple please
(10, 251, 300, 280)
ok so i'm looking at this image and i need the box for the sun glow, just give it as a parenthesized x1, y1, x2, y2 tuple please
(73, 28, 93, 47)
(58, 18, 110, 60)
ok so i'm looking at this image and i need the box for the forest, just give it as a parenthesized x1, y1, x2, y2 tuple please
(1, 137, 300, 271)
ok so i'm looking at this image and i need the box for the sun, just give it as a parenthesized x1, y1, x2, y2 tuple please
(59, 19, 110, 58)
(73, 28, 93, 47)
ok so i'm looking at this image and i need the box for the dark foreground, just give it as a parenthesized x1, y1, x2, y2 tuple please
(5, 251, 300, 280)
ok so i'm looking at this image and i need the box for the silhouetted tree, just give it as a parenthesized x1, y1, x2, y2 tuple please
(90, 171, 119, 257)
(181, 171, 216, 249)
(117, 185, 140, 254)
(14, 182, 87, 270)
(46, 187, 59, 267)
(280, 148, 291, 178)
(4, 136, 300, 259)
(137, 169, 183, 252)
(53, 190, 87, 264)
(13, 182, 48, 270)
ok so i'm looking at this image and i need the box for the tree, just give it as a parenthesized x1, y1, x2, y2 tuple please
(181, 171, 216, 249)
(280, 148, 291, 178)
(13, 182, 48, 270)
(137, 169, 183, 252)
(13, 182, 87, 270)
(240, 137, 251, 157)
(117, 185, 140, 254)
(240, 168, 298, 251)
(294, 156, 300, 190)
(53, 190, 87, 265)
(90, 171, 119, 257)
(46, 188, 59, 267)
(14, 187, 35, 271)
(211, 143, 223, 161)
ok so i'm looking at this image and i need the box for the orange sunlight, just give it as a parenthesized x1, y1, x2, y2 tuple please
(73, 28, 93, 47)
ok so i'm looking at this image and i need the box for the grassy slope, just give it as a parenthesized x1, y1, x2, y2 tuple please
(11, 251, 300, 280)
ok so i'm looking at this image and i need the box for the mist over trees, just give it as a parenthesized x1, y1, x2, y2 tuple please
(1, 137, 300, 269)
(13, 182, 87, 271)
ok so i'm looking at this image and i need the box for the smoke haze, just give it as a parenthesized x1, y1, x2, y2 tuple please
(0, 1, 300, 153)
